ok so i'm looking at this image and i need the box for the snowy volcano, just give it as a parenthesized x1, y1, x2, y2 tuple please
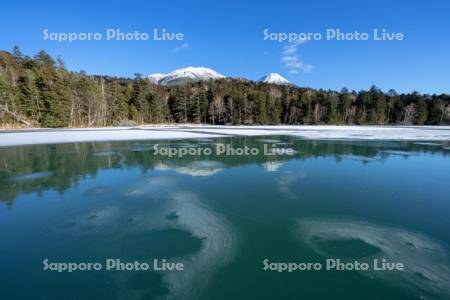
(259, 73, 291, 85)
(148, 67, 225, 86)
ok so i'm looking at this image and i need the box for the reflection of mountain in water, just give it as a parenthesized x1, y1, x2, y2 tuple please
(155, 161, 224, 177)
(262, 161, 285, 172)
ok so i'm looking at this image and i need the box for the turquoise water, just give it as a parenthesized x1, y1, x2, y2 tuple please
(0, 137, 449, 299)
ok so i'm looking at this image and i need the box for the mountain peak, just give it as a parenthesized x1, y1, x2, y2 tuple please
(148, 67, 225, 86)
(148, 73, 166, 84)
(259, 73, 291, 85)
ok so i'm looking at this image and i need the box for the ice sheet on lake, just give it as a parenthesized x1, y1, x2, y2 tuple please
(94, 151, 116, 156)
(381, 150, 418, 156)
(10, 171, 53, 182)
(256, 139, 283, 143)
(1, 125, 450, 147)
(339, 154, 381, 162)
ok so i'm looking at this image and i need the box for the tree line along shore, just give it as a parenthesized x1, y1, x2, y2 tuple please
(1, 47, 449, 128)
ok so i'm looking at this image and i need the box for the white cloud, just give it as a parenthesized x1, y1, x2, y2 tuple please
(281, 40, 313, 74)
(173, 43, 190, 52)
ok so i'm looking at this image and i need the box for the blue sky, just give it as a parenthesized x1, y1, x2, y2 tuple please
(1, 0, 449, 93)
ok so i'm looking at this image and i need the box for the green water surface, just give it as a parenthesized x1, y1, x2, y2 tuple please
(0, 137, 449, 299)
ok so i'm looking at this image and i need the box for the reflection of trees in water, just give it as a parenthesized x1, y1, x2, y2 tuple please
(0, 142, 116, 206)
(0, 137, 448, 206)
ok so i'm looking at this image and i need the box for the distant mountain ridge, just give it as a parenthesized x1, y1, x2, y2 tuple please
(148, 67, 225, 86)
(148, 67, 292, 86)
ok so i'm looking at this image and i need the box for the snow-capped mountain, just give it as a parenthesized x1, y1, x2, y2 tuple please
(148, 67, 225, 86)
(147, 73, 166, 84)
(149, 68, 292, 86)
(259, 73, 291, 85)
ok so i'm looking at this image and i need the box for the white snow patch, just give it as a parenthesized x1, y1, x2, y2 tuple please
(1, 125, 449, 147)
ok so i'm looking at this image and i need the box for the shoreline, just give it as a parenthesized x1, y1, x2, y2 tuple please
(1, 125, 450, 147)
